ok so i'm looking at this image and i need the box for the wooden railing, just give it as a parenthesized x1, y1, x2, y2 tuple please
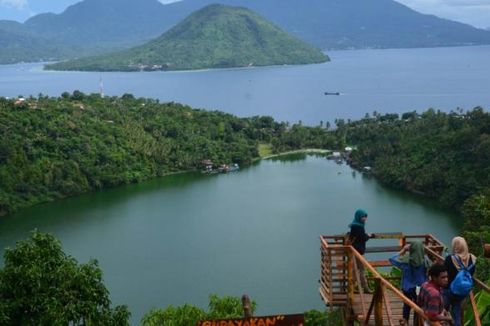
(319, 233, 489, 326)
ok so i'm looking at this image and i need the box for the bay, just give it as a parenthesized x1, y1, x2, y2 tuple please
(0, 46, 489, 125)
(0, 156, 461, 324)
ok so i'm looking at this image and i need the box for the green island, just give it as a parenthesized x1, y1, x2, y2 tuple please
(45, 4, 328, 72)
(1, 93, 489, 324)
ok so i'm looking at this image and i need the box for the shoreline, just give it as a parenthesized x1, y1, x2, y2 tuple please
(1, 148, 330, 218)
(260, 148, 331, 160)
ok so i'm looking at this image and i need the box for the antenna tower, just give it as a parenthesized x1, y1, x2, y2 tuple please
(99, 77, 104, 98)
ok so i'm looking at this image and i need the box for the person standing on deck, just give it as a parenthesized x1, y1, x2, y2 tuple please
(444, 236, 477, 326)
(418, 263, 454, 326)
(390, 241, 429, 325)
(348, 209, 373, 293)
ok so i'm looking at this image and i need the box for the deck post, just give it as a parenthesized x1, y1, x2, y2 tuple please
(373, 278, 383, 326)
(242, 294, 252, 318)
(484, 243, 490, 258)
(347, 249, 355, 303)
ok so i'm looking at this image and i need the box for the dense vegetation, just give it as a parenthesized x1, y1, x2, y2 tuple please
(142, 296, 341, 326)
(46, 4, 328, 72)
(346, 109, 490, 210)
(0, 231, 130, 325)
(0, 93, 339, 216)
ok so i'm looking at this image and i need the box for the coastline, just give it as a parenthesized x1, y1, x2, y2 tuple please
(260, 148, 331, 160)
(0, 148, 330, 218)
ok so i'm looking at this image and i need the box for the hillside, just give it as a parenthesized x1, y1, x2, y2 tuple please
(24, 0, 167, 45)
(45, 4, 328, 72)
(2, 0, 490, 64)
(0, 92, 338, 216)
(189, 0, 490, 49)
(0, 21, 69, 64)
(23, 0, 490, 50)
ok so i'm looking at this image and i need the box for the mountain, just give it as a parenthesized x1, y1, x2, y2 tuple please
(24, 0, 168, 46)
(0, 21, 69, 64)
(46, 4, 328, 72)
(165, 0, 490, 49)
(0, 0, 169, 64)
(2, 0, 490, 64)
(25, 0, 490, 50)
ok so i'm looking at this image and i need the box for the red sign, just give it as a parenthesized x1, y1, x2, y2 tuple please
(197, 314, 304, 326)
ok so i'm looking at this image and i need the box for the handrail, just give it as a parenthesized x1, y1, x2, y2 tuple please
(469, 292, 482, 326)
(349, 246, 430, 323)
(474, 279, 490, 293)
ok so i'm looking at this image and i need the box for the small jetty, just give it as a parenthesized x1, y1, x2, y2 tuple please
(217, 163, 239, 173)
(201, 160, 239, 174)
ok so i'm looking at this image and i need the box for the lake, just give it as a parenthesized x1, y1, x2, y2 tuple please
(0, 46, 489, 125)
(0, 46, 479, 324)
(0, 156, 461, 324)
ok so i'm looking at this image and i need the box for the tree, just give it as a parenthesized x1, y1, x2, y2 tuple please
(141, 294, 255, 326)
(0, 231, 130, 325)
(71, 90, 85, 101)
(141, 305, 206, 326)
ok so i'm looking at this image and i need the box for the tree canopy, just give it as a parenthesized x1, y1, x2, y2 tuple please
(0, 230, 130, 325)
(0, 93, 337, 216)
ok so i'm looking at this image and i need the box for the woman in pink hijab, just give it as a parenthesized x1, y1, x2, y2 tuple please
(443, 236, 477, 326)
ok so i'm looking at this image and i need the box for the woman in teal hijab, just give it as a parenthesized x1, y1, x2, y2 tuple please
(349, 209, 373, 292)
(390, 241, 429, 325)
(349, 209, 372, 255)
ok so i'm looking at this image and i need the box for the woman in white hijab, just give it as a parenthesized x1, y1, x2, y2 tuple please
(443, 236, 477, 326)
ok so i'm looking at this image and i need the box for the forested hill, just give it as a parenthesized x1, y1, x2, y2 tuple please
(0, 93, 338, 216)
(172, 0, 490, 50)
(45, 4, 328, 72)
(23, 0, 490, 51)
(0, 21, 74, 64)
(344, 109, 490, 210)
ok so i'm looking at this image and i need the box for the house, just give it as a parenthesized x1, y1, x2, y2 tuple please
(201, 160, 214, 172)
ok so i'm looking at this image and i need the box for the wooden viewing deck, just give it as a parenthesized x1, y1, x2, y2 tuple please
(319, 233, 490, 326)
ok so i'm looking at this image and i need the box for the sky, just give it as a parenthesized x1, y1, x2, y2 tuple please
(0, 0, 489, 29)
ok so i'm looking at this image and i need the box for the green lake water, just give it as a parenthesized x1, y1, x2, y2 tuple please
(0, 155, 461, 324)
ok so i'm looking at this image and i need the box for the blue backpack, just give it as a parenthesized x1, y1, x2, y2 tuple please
(449, 255, 474, 297)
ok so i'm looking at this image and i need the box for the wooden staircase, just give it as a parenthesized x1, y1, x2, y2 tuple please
(319, 233, 489, 326)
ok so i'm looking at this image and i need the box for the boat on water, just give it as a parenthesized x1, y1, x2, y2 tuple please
(324, 92, 340, 95)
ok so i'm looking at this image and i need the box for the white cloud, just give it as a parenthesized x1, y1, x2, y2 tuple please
(444, 0, 490, 6)
(159, 0, 181, 4)
(0, 0, 28, 10)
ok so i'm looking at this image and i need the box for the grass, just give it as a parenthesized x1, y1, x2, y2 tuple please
(258, 143, 273, 158)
